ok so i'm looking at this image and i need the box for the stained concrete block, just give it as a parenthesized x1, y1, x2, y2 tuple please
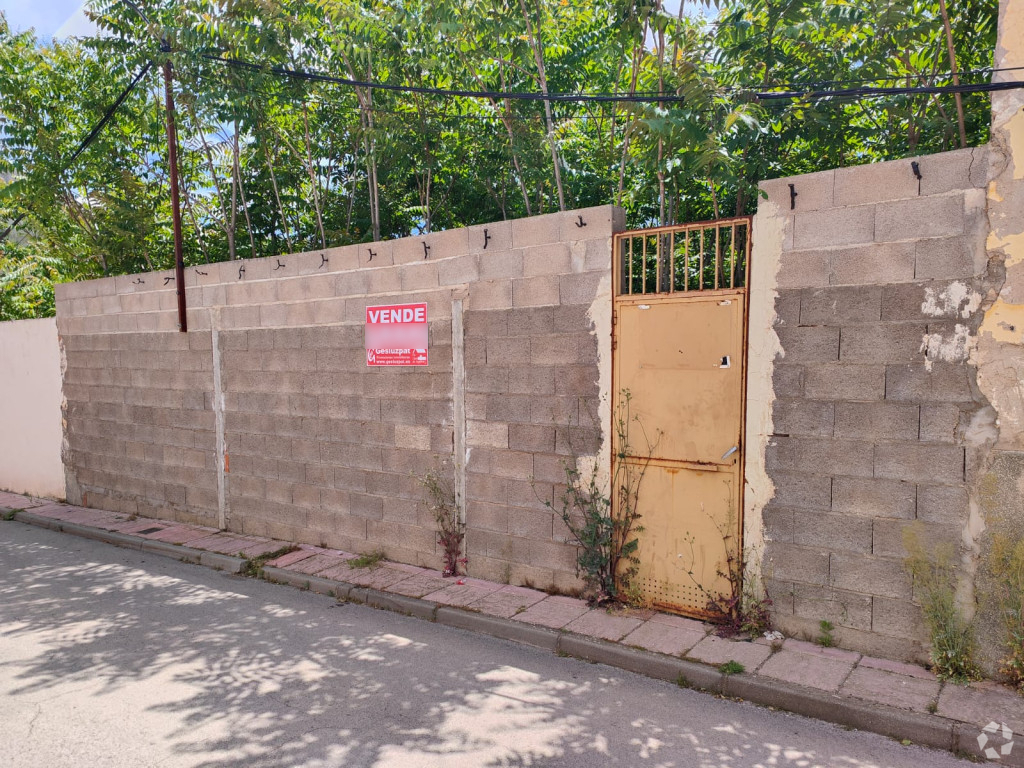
(804, 364, 885, 401)
(834, 402, 920, 441)
(776, 325, 840, 362)
(833, 160, 922, 207)
(793, 205, 875, 250)
(874, 443, 965, 484)
(830, 242, 917, 286)
(831, 476, 916, 519)
(800, 286, 882, 325)
(875, 195, 964, 243)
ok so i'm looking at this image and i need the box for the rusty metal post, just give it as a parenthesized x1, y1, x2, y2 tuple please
(162, 55, 187, 332)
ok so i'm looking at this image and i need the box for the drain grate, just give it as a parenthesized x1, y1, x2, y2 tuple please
(136, 527, 165, 535)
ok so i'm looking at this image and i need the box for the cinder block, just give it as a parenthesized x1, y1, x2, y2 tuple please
(800, 286, 882, 325)
(872, 519, 961, 558)
(762, 505, 795, 542)
(915, 235, 976, 280)
(875, 194, 964, 242)
(511, 212, 562, 249)
(800, 585, 875, 631)
(871, 596, 925, 640)
(464, 310, 508, 337)
(792, 510, 873, 553)
(793, 205, 875, 250)
(467, 221, 513, 254)
(760, 170, 835, 213)
(918, 146, 988, 194)
(834, 401, 920, 440)
(880, 280, 970, 321)
(884, 363, 974, 402)
(874, 443, 965, 484)
(467, 420, 508, 448)
(772, 364, 804, 397)
(767, 471, 832, 510)
(509, 366, 556, 396)
(804, 364, 885, 401)
(919, 403, 962, 443)
(830, 242, 916, 285)
(438, 253, 479, 286)
(366, 267, 401, 294)
(916, 484, 968, 524)
(508, 508, 554, 539)
(394, 424, 431, 451)
(400, 262, 439, 291)
(512, 276, 560, 307)
(559, 272, 605, 306)
(768, 436, 874, 478)
(772, 398, 835, 437)
(335, 270, 371, 296)
(776, 325, 840, 363)
(530, 335, 582, 366)
(777, 250, 831, 289)
(468, 279, 512, 311)
(484, 448, 534, 480)
(523, 243, 571, 276)
(831, 476, 916, 519)
(830, 552, 911, 599)
(277, 275, 336, 302)
(833, 160, 920, 207)
(467, 501, 510, 533)
(764, 542, 830, 586)
(509, 424, 556, 453)
(478, 249, 523, 280)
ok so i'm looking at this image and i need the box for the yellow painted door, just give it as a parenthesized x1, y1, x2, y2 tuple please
(614, 291, 745, 616)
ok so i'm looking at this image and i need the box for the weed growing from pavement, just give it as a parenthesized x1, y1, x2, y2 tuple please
(816, 620, 836, 648)
(420, 464, 466, 577)
(718, 660, 745, 675)
(240, 545, 299, 577)
(348, 549, 387, 570)
(1, 508, 20, 521)
(903, 525, 980, 682)
(546, 390, 658, 607)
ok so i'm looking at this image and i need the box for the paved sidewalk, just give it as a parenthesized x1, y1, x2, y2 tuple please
(3, 489, 1023, 764)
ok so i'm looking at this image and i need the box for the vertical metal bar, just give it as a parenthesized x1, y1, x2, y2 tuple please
(684, 229, 690, 292)
(699, 229, 705, 292)
(669, 229, 675, 293)
(642, 235, 647, 294)
(730, 224, 736, 289)
(714, 226, 721, 290)
(622, 236, 630, 296)
(163, 58, 187, 333)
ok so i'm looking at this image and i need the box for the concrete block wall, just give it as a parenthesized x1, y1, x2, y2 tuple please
(55, 206, 618, 588)
(750, 146, 995, 662)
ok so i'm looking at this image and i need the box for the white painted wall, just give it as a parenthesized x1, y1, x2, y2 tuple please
(0, 318, 65, 499)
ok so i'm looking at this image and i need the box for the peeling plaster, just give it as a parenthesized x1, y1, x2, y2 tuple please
(743, 199, 786, 580)
(921, 323, 972, 370)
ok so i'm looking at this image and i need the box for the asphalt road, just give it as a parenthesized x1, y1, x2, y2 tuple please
(0, 521, 975, 768)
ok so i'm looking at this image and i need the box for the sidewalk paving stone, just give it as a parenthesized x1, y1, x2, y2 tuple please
(840, 666, 940, 712)
(0, 492, 47, 509)
(286, 553, 349, 575)
(513, 595, 591, 629)
(184, 533, 258, 555)
(757, 647, 858, 692)
(938, 681, 1024, 732)
(622, 618, 707, 656)
(328, 564, 414, 590)
(137, 526, 215, 545)
(424, 580, 504, 608)
(239, 539, 289, 558)
(565, 609, 644, 642)
(687, 635, 773, 671)
(859, 655, 938, 680)
(389, 573, 452, 598)
(466, 585, 548, 619)
(266, 548, 319, 568)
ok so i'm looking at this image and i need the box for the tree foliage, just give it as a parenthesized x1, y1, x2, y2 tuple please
(0, 0, 998, 319)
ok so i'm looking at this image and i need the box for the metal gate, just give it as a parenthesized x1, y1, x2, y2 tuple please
(612, 218, 751, 617)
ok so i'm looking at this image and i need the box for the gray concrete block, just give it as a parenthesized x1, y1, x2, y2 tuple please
(777, 250, 830, 289)
(919, 403, 962, 443)
(874, 443, 965, 484)
(792, 511, 873, 553)
(768, 471, 832, 510)
(834, 401, 920, 441)
(915, 235, 977, 280)
(772, 364, 804, 397)
(831, 476, 916, 519)
(872, 519, 961, 559)
(884, 363, 974, 402)
(776, 325, 840, 362)
(829, 242, 917, 286)
(760, 170, 835, 213)
(830, 552, 912, 599)
(438, 253, 480, 286)
(800, 286, 882, 325)
(763, 542, 830, 586)
(917, 484, 969, 524)
(772, 398, 835, 437)
(794, 205, 875, 250)
(512, 276, 560, 307)
(875, 195, 964, 242)
(833, 160, 921, 207)
(762, 505, 795, 542)
(804, 364, 885, 401)
(871, 595, 925, 640)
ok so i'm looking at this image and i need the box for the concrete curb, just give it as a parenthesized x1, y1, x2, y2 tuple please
(2, 509, 994, 760)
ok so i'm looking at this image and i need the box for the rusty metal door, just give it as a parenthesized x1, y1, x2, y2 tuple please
(612, 219, 750, 617)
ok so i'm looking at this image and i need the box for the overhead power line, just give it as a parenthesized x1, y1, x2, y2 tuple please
(203, 52, 1024, 105)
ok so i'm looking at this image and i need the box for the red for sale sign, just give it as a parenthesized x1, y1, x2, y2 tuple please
(365, 302, 429, 366)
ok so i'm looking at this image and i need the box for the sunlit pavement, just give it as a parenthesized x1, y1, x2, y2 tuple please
(0, 521, 976, 768)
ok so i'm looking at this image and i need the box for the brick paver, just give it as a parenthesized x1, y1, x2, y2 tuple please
(841, 666, 940, 711)
(757, 647, 858, 692)
(565, 609, 644, 642)
(513, 595, 591, 629)
(687, 635, 773, 671)
(466, 585, 548, 618)
(622, 617, 707, 656)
